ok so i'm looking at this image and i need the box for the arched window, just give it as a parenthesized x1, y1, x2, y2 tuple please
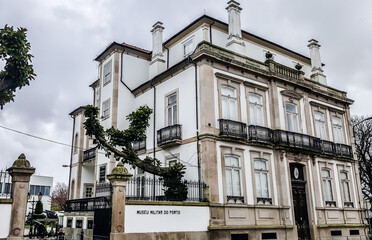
(314, 111, 326, 139)
(73, 133, 79, 154)
(249, 93, 264, 126)
(70, 179, 75, 199)
(332, 116, 344, 143)
(221, 85, 238, 121)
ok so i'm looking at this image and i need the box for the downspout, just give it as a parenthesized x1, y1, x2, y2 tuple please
(67, 115, 76, 200)
(120, 50, 132, 92)
(209, 20, 215, 44)
(151, 80, 156, 200)
(163, 45, 170, 69)
(189, 57, 202, 200)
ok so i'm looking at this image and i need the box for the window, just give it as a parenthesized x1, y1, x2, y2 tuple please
(99, 166, 106, 182)
(102, 99, 110, 119)
(4, 183, 11, 194)
(221, 85, 238, 121)
(166, 93, 177, 126)
(332, 116, 344, 143)
(103, 61, 112, 85)
(340, 171, 352, 205)
(321, 169, 335, 205)
(45, 186, 50, 196)
(183, 39, 193, 56)
(29, 185, 50, 195)
(95, 87, 100, 107)
(67, 219, 72, 227)
(225, 155, 242, 198)
(76, 219, 83, 228)
(70, 179, 75, 199)
(0, 182, 2, 193)
(231, 234, 248, 240)
(168, 159, 177, 167)
(249, 93, 264, 126)
(262, 232, 277, 239)
(87, 220, 94, 229)
(254, 159, 270, 200)
(73, 133, 79, 154)
(331, 230, 342, 236)
(314, 111, 327, 139)
(85, 185, 93, 198)
(286, 103, 299, 132)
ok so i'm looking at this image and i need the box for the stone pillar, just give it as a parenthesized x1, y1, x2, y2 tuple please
(107, 162, 132, 240)
(226, 0, 245, 53)
(149, 21, 166, 79)
(307, 39, 327, 85)
(7, 154, 35, 240)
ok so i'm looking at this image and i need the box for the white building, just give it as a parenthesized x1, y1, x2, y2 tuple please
(27, 175, 53, 216)
(66, 1, 368, 239)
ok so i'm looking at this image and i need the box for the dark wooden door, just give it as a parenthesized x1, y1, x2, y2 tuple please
(290, 163, 311, 240)
(93, 208, 111, 240)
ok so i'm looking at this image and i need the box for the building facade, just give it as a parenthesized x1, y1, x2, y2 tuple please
(66, 1, 368, 239)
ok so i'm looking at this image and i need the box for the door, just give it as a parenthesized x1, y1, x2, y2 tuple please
(290, 163, 311, 240)
(93, 208, 111, 240)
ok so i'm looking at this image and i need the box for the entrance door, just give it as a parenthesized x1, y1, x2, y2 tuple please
(93, 208, 112, 240)
(290, 163, 311, 240)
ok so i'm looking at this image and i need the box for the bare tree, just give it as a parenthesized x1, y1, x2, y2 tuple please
(353, 116, 372, 206)
(51, 182, 68, 211)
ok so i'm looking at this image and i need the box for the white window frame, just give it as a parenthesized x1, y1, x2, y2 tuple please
(224, 155, 242, 198)
(340, 171, 352, 204)
(183, 37, 194, 57)
(221, 85, 238, 121)
(102, 99, 110, 119)
(314, 111, 327, 139)
(286, 103, 299, 132)
(332, 116, 344, 143)
(166, 92, 178, 126)
(249, 93, 264, 126)
(84, 184, 94, 198)
(254, 159, 270, 200)
(103, 61, 112, 85)
(321, 168, 335, 204)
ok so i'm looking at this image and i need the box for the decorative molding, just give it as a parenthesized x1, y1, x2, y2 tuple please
(280, 89, 303, 100)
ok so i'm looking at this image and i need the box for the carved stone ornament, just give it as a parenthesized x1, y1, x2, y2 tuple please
(280, 89, 303, 100)
(13, 228, 21, 236)
(7, 153, 35, 176)
(107, 162, 133, 180)
(12, 154, 31, 168)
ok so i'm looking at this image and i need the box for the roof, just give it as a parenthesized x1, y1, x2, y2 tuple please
(69, 106, 86, 116)
(121, 42, 151, 54)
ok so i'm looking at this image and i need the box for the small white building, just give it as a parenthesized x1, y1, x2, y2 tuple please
(27, 175, 53, 215)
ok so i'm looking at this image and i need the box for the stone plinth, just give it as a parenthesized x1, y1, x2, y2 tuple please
(6, 154, 35, 240)
(107, 162, 132, 240)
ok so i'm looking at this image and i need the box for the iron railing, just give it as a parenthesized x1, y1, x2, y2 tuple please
(335, 143, 353, 158)
(95, 182, 111, 197)
(219, 119, 247, 139)
(273, 130, 321, 152)
(0, 170, 12, 199)
(248, 125, 273, 143)
(126, 177, 206, 202)
(227, 195, 244, 203)
(83, 147, 96, 162)
(157, 124, 182, 146)
(65, 196, 111, 212)
(133, 139, 146, 152)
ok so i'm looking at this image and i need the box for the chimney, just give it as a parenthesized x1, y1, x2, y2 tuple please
(149, 21, 166, 79)
(226, 0, 245, 53)
(308, 39, 327, 85)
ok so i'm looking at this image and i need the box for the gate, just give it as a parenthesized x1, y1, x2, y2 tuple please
(93, 208, 112, 240)
(290, 163, 311, 240)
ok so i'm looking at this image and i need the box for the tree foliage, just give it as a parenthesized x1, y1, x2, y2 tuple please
(51, 182, 68, 211)
(353, 116, 372, 208)
(0, 25, 35, 108)
(83, 105, 187, 199)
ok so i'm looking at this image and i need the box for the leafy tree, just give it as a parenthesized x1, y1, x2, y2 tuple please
(83, 105, 187, 200)
(0, 25, 35, 109)
(353, 116, 372, 208)
(51, 182, 68, 211)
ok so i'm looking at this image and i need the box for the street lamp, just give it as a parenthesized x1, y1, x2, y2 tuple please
(27, 192, 38, 238)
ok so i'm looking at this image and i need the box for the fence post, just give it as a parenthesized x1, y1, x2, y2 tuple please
(107, 162, 132, 240)
(6, 154, 35, 240)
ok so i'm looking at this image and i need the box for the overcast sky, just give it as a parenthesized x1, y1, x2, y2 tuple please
(1, 0, 371, 186)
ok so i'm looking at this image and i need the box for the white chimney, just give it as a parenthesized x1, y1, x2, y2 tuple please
(226, 0, 245, 53)
(308, 39, 327, 85)
(149, 21, 166, 79)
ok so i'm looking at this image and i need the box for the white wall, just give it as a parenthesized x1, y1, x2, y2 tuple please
(125, 205, 209, 233)
(0, 203, 11, 238)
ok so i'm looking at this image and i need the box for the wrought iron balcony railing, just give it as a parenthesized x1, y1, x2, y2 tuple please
(133, 139, 146, 152)
(83, 147, 96, 162)
(157, 124, 182, 146)
(335, 143, 353, 158)
(273, 130, 321, 152)
(65, 196, 111, 212)
(227, 195, 244, 204)
(219, 119, 247, 139)
(248, 125, 273, 144)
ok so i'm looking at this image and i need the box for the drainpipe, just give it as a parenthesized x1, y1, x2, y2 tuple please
(120, 50, 132, 92)
(163, 45, 170, 69)
(150, 80, 156, 200)
(209, 20, 215, 44)
(67, 115, 76, 200)
(189, 57, 202, 200)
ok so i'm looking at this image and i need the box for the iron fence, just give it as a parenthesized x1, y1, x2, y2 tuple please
(0, 170, 12, 199)
(65, 196, 111, 212)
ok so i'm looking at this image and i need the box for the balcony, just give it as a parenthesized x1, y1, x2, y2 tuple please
(133, 139, 146, 152)
(83, 147, 96, 162)
(335, 143, 353, 158)
(273, 130, 321, 152)
(157, 124, 182, 147)
(248, 125, 273, 144)
(219, 119, 247, 139)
